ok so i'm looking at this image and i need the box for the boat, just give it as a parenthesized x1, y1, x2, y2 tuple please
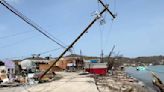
(136, 66, 146, 71)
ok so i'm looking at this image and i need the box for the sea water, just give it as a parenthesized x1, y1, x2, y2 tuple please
(125, 65, 164, 91)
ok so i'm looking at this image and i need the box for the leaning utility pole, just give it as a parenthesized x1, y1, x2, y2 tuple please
(108, 45, 115, 58)
(107, 45, 115, 70)
(98, 0, 116, 18)
(39, 3, 115, 80)
(0, 0, 116, 80)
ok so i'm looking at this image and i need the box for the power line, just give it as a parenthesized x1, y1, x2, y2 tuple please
(0, 47, 64, 60)
(0, 35, 38, 49)
(39, 47, 62, 55)
(44, 31, 67, 46)
(39, 6, 114, 80)
(1, 56, 27, 60)
(0, 0, 66, 49)
(0, 31, 33, 40)
(113, 0, 117, 14)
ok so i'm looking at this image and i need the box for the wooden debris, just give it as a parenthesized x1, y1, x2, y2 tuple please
(152, 72, 164, 92)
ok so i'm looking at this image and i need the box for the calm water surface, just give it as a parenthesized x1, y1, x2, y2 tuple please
(125, 65, 164, 91)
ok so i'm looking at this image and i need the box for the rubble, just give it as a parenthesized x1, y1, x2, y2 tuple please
(95, 71, 151, 92)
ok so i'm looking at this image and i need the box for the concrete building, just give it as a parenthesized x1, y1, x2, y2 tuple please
(55, 57, 84, 71)
(21, 57, 50, 73)
(3, 60, 15, 81)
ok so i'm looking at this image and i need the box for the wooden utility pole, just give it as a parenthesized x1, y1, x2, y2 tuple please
(107, 45, 115, 70)
(100, 50, 104, 63)
(39, 1, 116, 80)
(0, 0, 115, 79)
(98, 0, 116, 19)
(108, 45, 115, 58)
(0, 0, 116, 80)
(39, 7, 112, 80)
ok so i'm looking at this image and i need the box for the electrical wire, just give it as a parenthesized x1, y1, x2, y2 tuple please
(96, 0, 105, 61)
(43, 30, 67, 47)
(97, 0, 101, 12)
(39, 47, 62, 55)
(45, 31, 74, 54)
(0, 47, 64, 61)
(1, 56, 27, 60)
(0, 35, 39, 49)
(105, 0, 116, 47)
(114, 0, 117, 14)
(105, 19, 114, 44)
(0, 31, 33, 40)
(0, 0, 67, 49)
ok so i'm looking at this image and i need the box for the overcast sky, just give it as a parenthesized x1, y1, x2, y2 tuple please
(0, 0, 164, 59)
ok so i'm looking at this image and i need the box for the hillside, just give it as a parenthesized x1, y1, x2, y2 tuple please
(65, 54, 164, 66)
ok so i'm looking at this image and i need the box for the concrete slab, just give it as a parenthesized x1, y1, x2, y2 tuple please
(25, 72, 98, 92)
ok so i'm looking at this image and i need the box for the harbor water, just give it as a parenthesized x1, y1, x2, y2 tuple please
(125, 65, 164, 91)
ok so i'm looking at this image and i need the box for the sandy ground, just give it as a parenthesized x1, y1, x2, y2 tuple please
(0, 72, 99, 92)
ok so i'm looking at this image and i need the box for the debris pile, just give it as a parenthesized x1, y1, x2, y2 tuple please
(95, 71, 150, 92)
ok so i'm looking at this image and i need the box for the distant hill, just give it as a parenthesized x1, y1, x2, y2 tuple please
(129, 56, 164, 65)
(64, 54, 99, 60)
(65, 54, 164, 64)
(65, 54, 164, 65)
(102, 55, 164, 66)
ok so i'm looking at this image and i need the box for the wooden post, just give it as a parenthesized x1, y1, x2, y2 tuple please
(152, 72, 164, 92)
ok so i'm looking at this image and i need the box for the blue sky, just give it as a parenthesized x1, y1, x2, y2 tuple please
(0, 0, 164, 59)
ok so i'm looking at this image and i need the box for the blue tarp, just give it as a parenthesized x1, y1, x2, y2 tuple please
(90, 60, 98, 63)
